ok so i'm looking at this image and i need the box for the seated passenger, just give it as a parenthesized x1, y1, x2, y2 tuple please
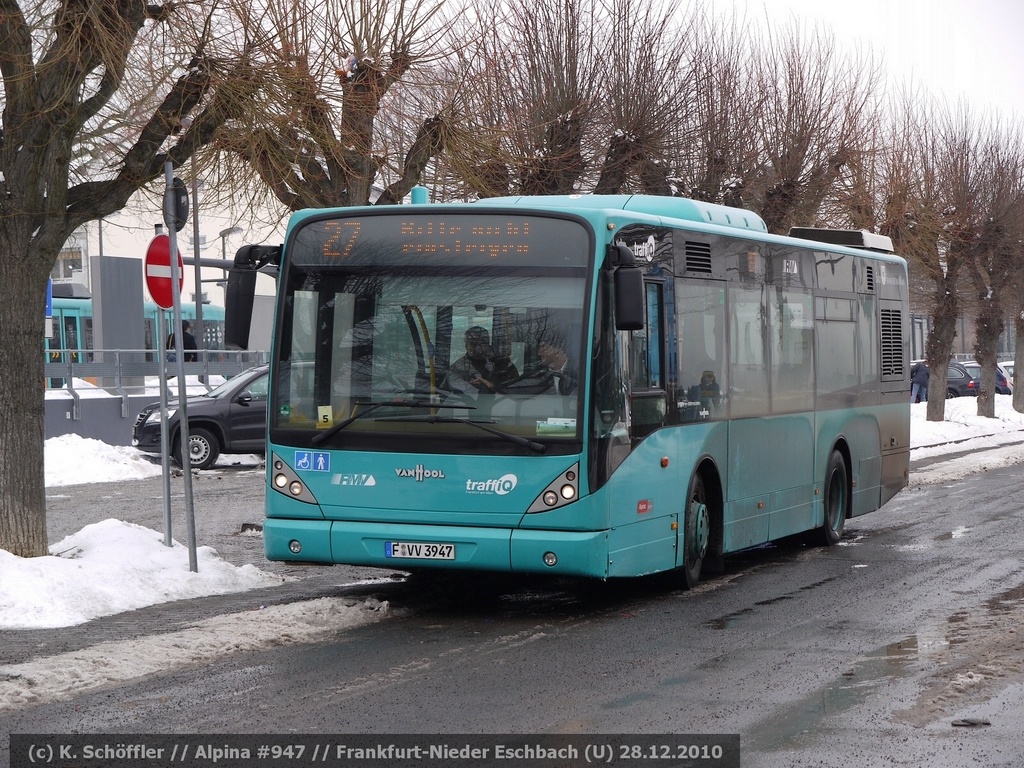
(687, 370, 721, 416)
(442, 326, 519, 395)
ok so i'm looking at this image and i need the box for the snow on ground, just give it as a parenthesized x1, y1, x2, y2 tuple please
(909, 397, 1024, 484)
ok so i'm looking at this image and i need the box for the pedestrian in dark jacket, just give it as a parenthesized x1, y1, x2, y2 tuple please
(911, 359, 930, 403)
(167, 320, 199, 363)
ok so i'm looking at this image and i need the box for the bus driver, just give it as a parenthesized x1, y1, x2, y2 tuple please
(442, 326, 519, 395)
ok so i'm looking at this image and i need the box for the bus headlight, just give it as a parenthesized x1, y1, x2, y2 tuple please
(527, 463, 580, 513)
(268, 452, 319, 505)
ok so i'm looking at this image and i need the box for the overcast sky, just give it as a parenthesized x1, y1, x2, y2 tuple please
(730, 0, 1024, 114)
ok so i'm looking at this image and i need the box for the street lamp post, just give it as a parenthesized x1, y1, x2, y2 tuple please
(219, 227, 243, 319)
(191, 178, 204, 352)
(220, 226, 242, 261)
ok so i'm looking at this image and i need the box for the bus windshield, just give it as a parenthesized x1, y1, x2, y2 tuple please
(271, 212, 592, 449)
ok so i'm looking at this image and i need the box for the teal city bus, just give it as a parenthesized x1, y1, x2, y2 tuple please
(225, 194, 910, 585)
(47, 292, 227, 360)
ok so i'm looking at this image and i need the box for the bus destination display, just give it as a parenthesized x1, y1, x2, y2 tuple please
(291, 213, 590, 268)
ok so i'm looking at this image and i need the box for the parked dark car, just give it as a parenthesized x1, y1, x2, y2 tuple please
(132, 365, 269, 470)
(944, 361, 978, 398)
(961, 361, 1012, 395)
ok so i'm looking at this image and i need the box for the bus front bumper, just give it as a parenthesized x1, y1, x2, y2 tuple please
(263, 518, 610, 578)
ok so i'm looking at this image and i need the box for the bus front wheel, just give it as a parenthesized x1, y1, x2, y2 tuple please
(821, 449, 849, 546)
(682, 473, 711, 589)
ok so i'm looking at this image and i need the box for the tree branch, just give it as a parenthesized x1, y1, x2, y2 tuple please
(377, 113, 447, 204)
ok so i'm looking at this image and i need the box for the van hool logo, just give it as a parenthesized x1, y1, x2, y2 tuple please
(465, 473, 518, 495)
(395, 464, 446, 481)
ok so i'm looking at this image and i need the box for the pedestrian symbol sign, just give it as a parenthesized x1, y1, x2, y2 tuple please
(294, 450, 330, 472)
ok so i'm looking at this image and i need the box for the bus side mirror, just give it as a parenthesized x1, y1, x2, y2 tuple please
(609, 244, 644, 331)
(225, 245, 280, 350)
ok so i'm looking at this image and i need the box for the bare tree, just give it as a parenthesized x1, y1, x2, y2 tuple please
(745, 22, 883, 233)
(591, 0, 695, 195)
(1012, 293, 1024, 414)
(891, 102, 986, 422)
(665, 8, 764, 205)
(964, 121, 1024, 416)
(448, 0, 711, 199)
(0, 1, 254, 557)
(210, 0, 457, 210)
(448, 0, 602, 198)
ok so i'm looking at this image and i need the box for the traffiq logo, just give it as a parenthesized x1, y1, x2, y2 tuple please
(465, 474, 518, 495)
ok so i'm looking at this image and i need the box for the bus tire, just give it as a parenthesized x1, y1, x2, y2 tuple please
(821, 448, 848, 546)
(682, 473, 711, 589)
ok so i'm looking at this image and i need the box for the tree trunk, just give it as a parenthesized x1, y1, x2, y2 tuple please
(972, 300, 1004, 418)
(0, 240, 49, 557)
(924, 271, 960, 422)
(593, 133, 635, 195)
(1013, 311, 1024, 413)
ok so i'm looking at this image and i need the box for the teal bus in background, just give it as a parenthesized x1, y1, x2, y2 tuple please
(225, 193, 910, 585)
(47, 292, 226, 362)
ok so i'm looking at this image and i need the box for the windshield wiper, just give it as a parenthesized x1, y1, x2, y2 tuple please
(378, 415, 546, 453)
(311, 399, 474, 445)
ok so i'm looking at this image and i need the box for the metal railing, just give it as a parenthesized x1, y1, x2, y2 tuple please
(45, 348, 268, 420)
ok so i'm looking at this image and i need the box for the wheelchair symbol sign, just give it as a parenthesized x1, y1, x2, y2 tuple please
(294, 451, 330, 472)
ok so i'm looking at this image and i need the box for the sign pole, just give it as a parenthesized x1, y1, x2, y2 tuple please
(158, 308, 173, 547)
(164, 161, 199, 573)
(191, 176, 204, 366)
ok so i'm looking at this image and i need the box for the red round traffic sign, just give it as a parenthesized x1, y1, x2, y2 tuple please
(144, 234, 184, 309)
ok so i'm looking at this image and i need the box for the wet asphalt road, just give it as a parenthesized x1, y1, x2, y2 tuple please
(5, 457, 1024, 768)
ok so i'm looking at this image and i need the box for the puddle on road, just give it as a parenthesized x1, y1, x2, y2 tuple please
(744, 631, 949, 754)
(746, 584, 1024, 752)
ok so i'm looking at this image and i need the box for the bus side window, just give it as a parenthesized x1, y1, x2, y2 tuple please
(770, 288, 814, 413)
(676, 283, 726, 423)
(728, 283, 768, 418)
(629, 282, 667, 439)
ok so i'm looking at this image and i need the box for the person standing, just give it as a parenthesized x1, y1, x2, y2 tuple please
(911, 359, 930, 402)
(167, 320, 199, 363)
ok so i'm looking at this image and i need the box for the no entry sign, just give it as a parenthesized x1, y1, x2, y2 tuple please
(144, 234, 184, 310)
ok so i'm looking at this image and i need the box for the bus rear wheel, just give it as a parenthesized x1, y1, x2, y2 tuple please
(821, 449, 848, 546)
(682, 473, 711, 589)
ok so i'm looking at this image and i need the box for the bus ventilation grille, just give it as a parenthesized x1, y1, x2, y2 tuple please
(880, 308, 904, 378)
(684, 242, 713, 274)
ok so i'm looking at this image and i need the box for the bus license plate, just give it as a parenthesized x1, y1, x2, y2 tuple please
(385, 541, 456, 560)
